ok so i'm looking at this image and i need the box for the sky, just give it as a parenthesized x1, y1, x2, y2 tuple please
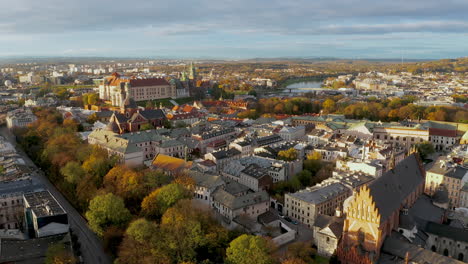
(1, 0, 467, 59)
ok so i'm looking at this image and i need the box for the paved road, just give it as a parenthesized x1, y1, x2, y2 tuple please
(0, 126, 111, 264)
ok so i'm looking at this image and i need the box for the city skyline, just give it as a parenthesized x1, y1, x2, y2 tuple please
(1, 0, 468, 59)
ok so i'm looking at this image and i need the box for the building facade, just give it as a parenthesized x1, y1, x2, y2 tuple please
(6, 108, 37, 129)
(99, 72, 175, 106)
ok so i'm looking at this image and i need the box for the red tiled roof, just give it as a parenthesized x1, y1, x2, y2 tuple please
(129, 78, 169, 87)
(429, 127, 457, 137)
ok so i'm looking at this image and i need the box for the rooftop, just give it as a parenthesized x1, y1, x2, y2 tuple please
(425, 221, 468, 243)
(288, 182, 348, 205)
(24, 190, 66, 218)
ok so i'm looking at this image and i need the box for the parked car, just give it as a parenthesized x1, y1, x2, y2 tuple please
(284, 216, 292, 222)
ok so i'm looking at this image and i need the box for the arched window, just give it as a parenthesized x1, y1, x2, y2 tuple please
(443, 249, 449, 256)
(458, 253, 464, 261)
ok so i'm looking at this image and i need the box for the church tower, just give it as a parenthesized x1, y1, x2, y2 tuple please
(188, 62, 196, 80)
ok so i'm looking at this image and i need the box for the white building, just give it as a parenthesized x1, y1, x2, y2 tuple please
(278, 126, 305, 141)
(6, 108, 37, 129)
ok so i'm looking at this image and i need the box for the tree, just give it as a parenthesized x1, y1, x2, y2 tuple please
(88, 93, 99, 105)
(306, 151, 321, 160)
(226, 234, 276, 264)
(322, 99, 335, 113)
(416, 141, 435, 160)
(44, 243, 76, 264)
(141, 183, 191, 218)
(146, 100, 155, 109)
(277, 148, 298, 161)
(126, 218, 158, 243)
(86, 193, 132, 236)
(61, 161, 85, 185)
(292, 170, 313, 188)
(86, 113, 98, 124)
(285, 241, 316, 263)
(82, 94, 89, 106)
(163, 119, 172, 129)
(140, 123, 154, 131)
(281, 259, 306, 264)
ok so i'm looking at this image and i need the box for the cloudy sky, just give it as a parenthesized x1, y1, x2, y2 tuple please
(1, 0, 467, 59)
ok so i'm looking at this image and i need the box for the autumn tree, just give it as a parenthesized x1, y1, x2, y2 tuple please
(86, 193, 132, 236)
(226, 234, 276, 264)
(61, 161, 85, 185)
(322, 99, 335, 113)
(285, 241, 316, 263)
(277, 148, 298, 161)
(281, 259, 306, 264)
(141, 183, 191, 218)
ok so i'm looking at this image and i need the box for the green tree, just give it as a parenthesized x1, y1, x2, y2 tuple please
(82, 94, 89, 106)
(140, 123, 154, 131)
(86, 193, 132, 236)
(146, 100, 155, 109)
(277, 148, 298, 161)
(126, 218, 158, 243)
(141, 183, 191, 218)
(416, 141, 435, 160)
(163, 119, 172, 129)
(60, 161, 85, 185)
(226, 234, 276, 264)
(88, 93, 99, 105)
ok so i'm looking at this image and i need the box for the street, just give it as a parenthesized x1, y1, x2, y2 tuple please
(0, 126, 111, 264)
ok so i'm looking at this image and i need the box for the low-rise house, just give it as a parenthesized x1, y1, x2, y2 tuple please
(193, 127, 237, 153)
(204, 148, 241, 171)
(313, 214, 345, 257)
(425, 158, 468, 208)
(429, 127, 459, 151)
(278, 126, 305, 141)
(229, 139, 253, 156)
(212, 189, 269, 222)
(239, 164, 273, 192)
(238, 155, 302, 182)
(285, 183, 350, 228)
(190, 170, 225, 206)
(151, 154, 192, 175)
(313, 146, 347, 161)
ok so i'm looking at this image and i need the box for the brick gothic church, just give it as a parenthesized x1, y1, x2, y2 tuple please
(337, 153, 425, 264)
(106, 96, 167, 134)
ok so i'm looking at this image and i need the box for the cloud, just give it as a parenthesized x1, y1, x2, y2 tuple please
(0, 0, 467, 58)
(1, 0, 467, 35)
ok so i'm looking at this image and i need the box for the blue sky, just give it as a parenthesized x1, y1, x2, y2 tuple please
(1, 0, 467, 59)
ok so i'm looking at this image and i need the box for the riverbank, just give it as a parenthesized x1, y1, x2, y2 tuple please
(277, 75, 337, 88)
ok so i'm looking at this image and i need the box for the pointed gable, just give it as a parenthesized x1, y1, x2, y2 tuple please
(345, 185, 381, 225)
